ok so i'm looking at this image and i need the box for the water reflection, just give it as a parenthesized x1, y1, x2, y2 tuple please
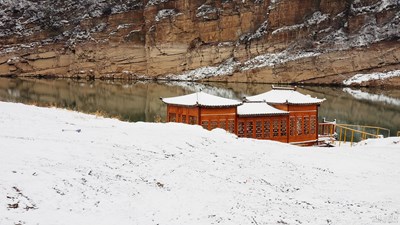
(0, 78, 399, 135)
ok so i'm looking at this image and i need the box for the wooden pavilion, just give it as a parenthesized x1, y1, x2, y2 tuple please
(161, 87, 325, 145)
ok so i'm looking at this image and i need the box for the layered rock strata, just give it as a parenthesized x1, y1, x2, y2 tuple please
(0, 0, 399, 85)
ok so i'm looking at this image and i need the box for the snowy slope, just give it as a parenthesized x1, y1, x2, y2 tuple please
(0, 102, 399, 225)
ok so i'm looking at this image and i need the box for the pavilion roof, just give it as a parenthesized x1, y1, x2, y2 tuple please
(245, 89, 325, 105)
(161, 92, 242, 107)
(237, 102, 289, 116)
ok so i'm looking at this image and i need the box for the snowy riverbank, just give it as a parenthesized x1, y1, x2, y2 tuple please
(0, 102, 399, 225)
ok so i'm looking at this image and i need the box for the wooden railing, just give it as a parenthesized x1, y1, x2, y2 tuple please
(398, 131, 400, 137)
(318, 122, 387, 146)
(318, 122, 337, 146)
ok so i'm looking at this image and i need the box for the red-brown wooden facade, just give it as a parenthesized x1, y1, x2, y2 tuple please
(166, 105, 237, 133)
(272, 104, 319, 145)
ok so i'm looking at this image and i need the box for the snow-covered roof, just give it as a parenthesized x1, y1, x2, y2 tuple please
(245, 89, 325, 105)
(237, 102, 289, 116)
(161, 92, 242, 107)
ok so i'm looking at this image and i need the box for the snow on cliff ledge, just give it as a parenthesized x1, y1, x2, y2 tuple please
(344, 70, 400, 85)
(0, 102, 399, 225)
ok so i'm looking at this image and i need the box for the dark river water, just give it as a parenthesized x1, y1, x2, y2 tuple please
(1, 78, 399, 136)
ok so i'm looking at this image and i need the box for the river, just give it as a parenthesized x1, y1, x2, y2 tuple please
(0, 78, 399, 136)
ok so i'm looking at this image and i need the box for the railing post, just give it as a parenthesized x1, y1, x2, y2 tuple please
(351, 131, 354, 147)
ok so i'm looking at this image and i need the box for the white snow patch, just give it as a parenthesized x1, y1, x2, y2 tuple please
(242, 51, 320, 71)
(272, 11, 329, 35)
(351, 0, 399, 15)
(117, 24, 132, 30)
(343, 70, 400, 85)
(268, 0, 281, 10)
(196, 4, 219, 20)
(240, 20, 269, 42)
(155, 9, 179, 22)
(165, 58, 239, 81)
(146, 0, 169, 6)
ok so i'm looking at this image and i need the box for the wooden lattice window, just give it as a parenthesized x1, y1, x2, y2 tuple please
(182, 115, 187, 123)
(246, 121, 253, 138)
(263, 120, 270, 138)
(228, 120, 235, 133)
(238, 121, 245, 137)
(304, 116, 310, 135)
(297, 117, 303, 135)
(169, 113, 176, 122)
(202, 121, 209, 130)
(189, 116, 197, 125)
(273, 119, 279, 137)
(219, 120, 226, 130)
(280, 119, 287, 137)
(256, 121, 262, 138)
(310, 116, 316, 134)
(290, 117, 295, 136)
(210, 121, 218, 130)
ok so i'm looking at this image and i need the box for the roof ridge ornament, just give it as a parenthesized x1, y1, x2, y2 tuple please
(272, 85, 297, 91)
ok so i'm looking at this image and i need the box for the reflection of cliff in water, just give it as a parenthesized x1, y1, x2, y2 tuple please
(301, 87, 400, 135)
(0, 78, 192, 122)
(0, 78, 399, 135)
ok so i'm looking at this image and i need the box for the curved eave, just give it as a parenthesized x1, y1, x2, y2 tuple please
(161, 101, 242, 108)
(162, 103, 198, 108)
(267, 101, 325, 105)
(243, 100, 325, 105)
(197, 103, 243, 108)
(237, 113, 289, 117)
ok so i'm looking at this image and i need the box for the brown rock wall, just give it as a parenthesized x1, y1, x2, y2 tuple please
(207, 41, 400, 85)
(0, 0, 399, 86)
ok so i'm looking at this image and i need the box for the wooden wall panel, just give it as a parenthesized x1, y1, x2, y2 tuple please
(237, 115, 289, 143)
(200, 107, 237, 133)
(166, 105, 199, 124)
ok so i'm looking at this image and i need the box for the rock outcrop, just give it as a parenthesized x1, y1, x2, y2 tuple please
(0, 0, 399, 85)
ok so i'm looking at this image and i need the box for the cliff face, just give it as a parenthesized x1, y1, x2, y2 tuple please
(0, 0, 399, 85)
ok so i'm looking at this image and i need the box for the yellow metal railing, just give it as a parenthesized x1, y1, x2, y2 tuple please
(336, 124, 390, 138)
(318, 122, 386, 147)
(335, 124, 382, 146)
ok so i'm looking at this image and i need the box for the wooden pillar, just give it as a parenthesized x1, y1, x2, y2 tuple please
(316, 105, 319, 142)
(286, 115, 290, 143)
(166, 105, 170, 122)
(234, 107, 238, 135)
(198, 106, 201, 126)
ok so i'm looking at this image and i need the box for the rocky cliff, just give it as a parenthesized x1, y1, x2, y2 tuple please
(0, 0, 399, 85)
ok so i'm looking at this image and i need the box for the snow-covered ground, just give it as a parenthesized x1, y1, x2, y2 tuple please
(1, 102, 399, 225)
